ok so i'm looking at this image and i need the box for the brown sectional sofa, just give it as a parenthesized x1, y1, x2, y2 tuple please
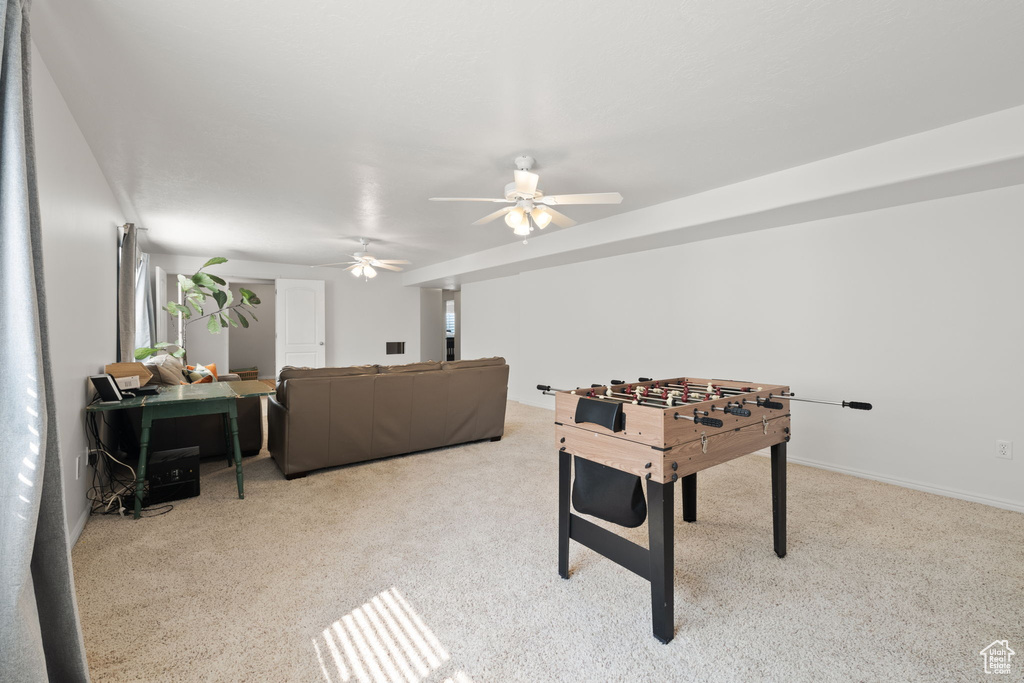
(268, 357, 508, 478)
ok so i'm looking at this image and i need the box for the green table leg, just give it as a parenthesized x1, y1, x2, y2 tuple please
(134, 411, 153, 519)
(228, 401, 244, 499)
(223, 413, 233, 467)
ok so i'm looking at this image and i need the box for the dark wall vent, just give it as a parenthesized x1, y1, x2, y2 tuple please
(386, 342, 405, 355)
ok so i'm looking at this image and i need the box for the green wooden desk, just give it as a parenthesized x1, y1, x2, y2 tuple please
(86, 380, 274, 519)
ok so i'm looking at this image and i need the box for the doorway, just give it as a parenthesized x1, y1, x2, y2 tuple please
(442, 290, 460, 361)
(227, 279, 276, 380)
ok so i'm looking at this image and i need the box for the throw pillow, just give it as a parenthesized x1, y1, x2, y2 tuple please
(145, 353, 188, 386)
(187, 363, 217, 384)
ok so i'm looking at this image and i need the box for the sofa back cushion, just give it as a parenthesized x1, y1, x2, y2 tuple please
(442, 356, 505, 370)
(379, 361, 443, 374)
(277, 364, 378, 404)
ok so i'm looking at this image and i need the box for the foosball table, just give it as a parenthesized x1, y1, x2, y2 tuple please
(537, 376, 871, 643)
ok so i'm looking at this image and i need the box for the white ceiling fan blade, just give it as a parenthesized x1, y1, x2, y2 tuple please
(373, 263, 404, 271)
(539, 192, 623, 206)
(371, 259, 411, 265)
(312, 260, 358, 268)
(473, 206, 513, 225)
(514, 170, 539, 196)
(342, 263, 363, 271)
(545, 208, 577, 228)
(429, 197, 511, 202)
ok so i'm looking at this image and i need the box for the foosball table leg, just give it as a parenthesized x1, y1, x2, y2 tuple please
(771, 442, 787, 558)
(681, 473, 697, 523)
(647, 478, 675, 644)
(558, 448, 571, 580)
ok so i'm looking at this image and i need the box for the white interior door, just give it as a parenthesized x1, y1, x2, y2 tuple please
(275, 278, 326, 375)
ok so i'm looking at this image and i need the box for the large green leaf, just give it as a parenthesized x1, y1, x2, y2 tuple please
(177, 273, 195, 292)
(212, 290, 227, 308)
(171, 348, 186, 358)
(236, 312, 249, 328)
(208, 274, 227, 286)
(239, 288, 253, 304)
(207, 315, 222, 334)
(134, 347, 157, 360)
(202, 257, 228, 268)
(192, 272, 218, 290)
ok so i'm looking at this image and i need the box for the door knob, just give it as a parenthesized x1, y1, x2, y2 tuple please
(319, 341, 324, 345)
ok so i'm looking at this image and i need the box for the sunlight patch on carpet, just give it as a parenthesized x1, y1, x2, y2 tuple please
(314, 587, 465, 683)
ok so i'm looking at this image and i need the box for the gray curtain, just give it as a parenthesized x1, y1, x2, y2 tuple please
(134, 251, 154, 350)
(117, 223, 136, 361)
(0, 0, 91, 680)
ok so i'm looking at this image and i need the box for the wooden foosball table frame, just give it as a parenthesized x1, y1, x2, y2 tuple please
(552, 377, 791, 644)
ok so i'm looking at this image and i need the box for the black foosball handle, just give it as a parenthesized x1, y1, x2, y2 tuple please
(638, 377, 652, 382)
(726, 407, 751, 417)
(697, 416, 724, 428)
(537, 384, 551, 392)
(844, 401, 873, 410)
(611, 379, 625, 385)
(761, 400, 784, 410)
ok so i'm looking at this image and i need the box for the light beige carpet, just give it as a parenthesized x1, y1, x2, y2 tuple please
(72, 401, 1024, 682)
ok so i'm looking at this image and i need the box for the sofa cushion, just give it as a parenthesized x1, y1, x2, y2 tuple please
(277, 364, 378, 403)
(442, 357, 505, 370)
(379, 361, 442, 374)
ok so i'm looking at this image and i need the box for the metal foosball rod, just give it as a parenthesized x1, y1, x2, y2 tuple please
(641, 380, 871, 411)
(610, 380, 753, 416)
(537, 385, 725, 427)
(537, 385, 672, 409)
(771, 392, 872, 410)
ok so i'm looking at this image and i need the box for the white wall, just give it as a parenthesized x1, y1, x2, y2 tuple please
(419, 288, 444, 362)
(227, 282, 276, 377)
(460, 275, 520, 397)
(33, 44, 124, 542)
(148, 255, 422, 370)
(462, 184, 1024, 512)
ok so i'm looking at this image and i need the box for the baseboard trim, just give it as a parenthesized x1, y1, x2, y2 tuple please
(70, 501, 91, 547)
(755, 450, 1024, 514)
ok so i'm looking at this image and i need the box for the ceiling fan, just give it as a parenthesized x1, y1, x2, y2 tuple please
(429, 156, 623, 237)
(313, 239, 410, 280)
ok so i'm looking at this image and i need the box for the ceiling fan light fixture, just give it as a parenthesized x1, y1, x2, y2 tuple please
(513, 222, 531, 237)
(363, 265, 377, 278)
(531, 207, 552, 229)
(351, 265, 363, 278)
(505, 206, 525, 228)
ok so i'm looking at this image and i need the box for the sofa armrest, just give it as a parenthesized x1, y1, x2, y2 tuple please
(268, 395, 288, 470)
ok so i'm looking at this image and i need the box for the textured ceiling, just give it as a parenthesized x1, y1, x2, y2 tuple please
(31, 0, 1024, 269)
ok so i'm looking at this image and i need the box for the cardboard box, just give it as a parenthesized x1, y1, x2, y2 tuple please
(104, 362, 154, 387)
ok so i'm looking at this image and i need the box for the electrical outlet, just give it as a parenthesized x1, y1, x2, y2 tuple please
(996, 440, 1012, 460)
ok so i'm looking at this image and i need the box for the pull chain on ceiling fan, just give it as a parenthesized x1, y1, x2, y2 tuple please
(313, 239, 410, 280)
(430, 156, 623, 237)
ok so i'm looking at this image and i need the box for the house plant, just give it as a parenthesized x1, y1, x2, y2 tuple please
(134, 257, 261, 362)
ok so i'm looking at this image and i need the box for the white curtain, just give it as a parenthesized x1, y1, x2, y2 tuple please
(0, 0, 91, 680)
(117, 224, 137, 361)
(134, 251, 154, 350)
